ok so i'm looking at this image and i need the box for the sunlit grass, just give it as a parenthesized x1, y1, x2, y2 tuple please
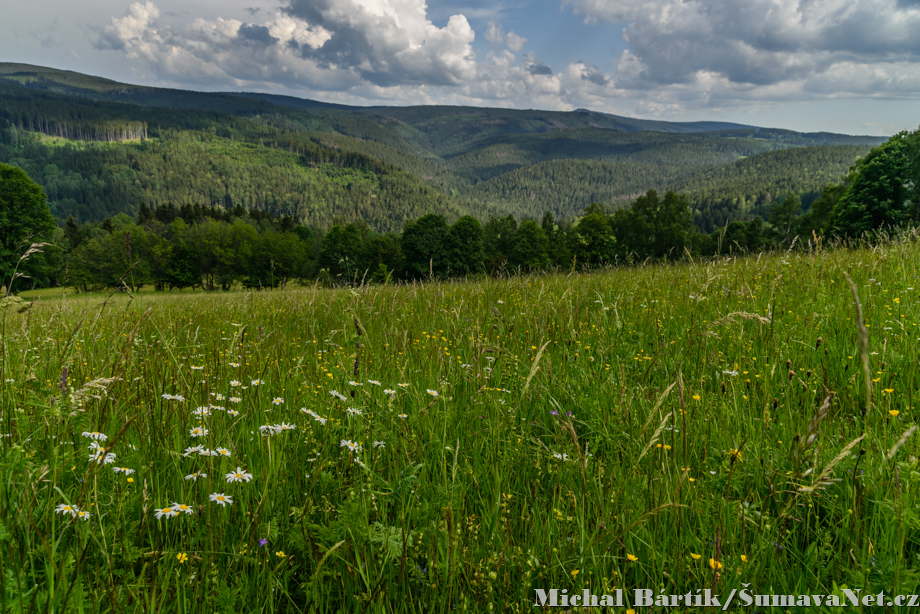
(3, 235, 920, 612)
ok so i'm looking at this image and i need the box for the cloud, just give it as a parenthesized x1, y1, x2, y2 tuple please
(564, 0, 920, 101)
(94, 1, 597, 108)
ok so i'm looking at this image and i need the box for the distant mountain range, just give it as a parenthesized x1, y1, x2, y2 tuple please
(0, 62, 885, 232)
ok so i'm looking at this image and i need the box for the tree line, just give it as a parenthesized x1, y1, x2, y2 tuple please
(2, 128, 918, 294)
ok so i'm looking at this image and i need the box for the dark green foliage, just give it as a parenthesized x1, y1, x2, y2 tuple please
(510, 220, 549, 271)
(483, 215, 518, 273)
(825, 133, 913, 237)
(320, 225, 364, 280)
(611, 190, 694, 260)
(401, 214, 450, 279)
(770, 193, 801, 246)
(571, 212, 617, 266)
(0, 162, 56, 290)
(445, 216, 485, 276)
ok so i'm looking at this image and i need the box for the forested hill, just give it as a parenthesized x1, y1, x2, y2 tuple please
(0, 63, 886, 229)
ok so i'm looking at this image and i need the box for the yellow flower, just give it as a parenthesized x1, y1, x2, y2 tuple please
(889, 410, 900, 417)
(692, 395, 701, 401)
(741, 555, 748, 563)
(709, 558, 723, 570)
(127, 477, 134, 483)
(571, 569, 579, 578)
(176, 552, 188, 564)
(884, 388, 895, 394)
(276, 551, 286, 558)
(690, 552, 701, 560)
(627, 610, 636, 614)
(728, 448, 742, 462)
(626, 553, 638, 562)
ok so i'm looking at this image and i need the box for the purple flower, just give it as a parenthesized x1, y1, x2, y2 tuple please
(259, 538, 268, 548)
(551, 410, 559, 416)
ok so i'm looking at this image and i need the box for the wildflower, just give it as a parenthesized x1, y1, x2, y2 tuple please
(346, 407, 363, 416)
(113, 467, 135, 475)
(890, 410, 900, 417)
(190, 427, 209, 438)
(259, 538, 268, 547)
(348, 381, 362, 386)
(884, 388, 894, 394)
(278, 422, 296, 432)
(368, 380, 381, 386)
(226, 467, 253, 483)
(75, 510, 91, 521)
(330, 390, 347, 402)
(340, 439, 362, 452)
(183, 445, 204, 457)
(741, 555, 748, 563)
(272, 397, 284, 405)
(171, 502, 194, 515)
(89, 451, 116, 465)
(571, 569, 579, 578)
(691, 552, 701, 560)
(192, 407, 211, 418)
(692, 395, 701, 401)
(229, 362, 240, 367)
(155, 506, 179, 519)
(259, 425, 281, 436)
(373, 441, 386, 448)
(81, 431, 108, 441)
(398, 413, 408, 419)
(230, 380, 241, 387)
(127, 477, 134, 483)
(229, 397, 241, 403)
(397, 383, 409, 388)
(210, 493, 233, 506)
(214, 393, 225, 401)
(728, 448, 743, 463)
(426, 389, 439, 397)
(191, 365, 204, 371)
(709, 558, 723, 570)
(185, 472, 207, 481)
(251, 379, 263, 386)
(276, 551, 286, 558)
(626, 553, 638, 562)
(384, 389, 396, 395)
(177, 552, 189, 563)
(552, 452, 569, 461)
(722, 370, 739, 376)
(227, 409, 240, 417)
(55, 504, 78, 517)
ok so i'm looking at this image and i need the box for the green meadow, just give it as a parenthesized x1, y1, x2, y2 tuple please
(3, 233, 920, 613)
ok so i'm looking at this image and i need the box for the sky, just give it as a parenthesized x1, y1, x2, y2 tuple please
(2, 0, 918, 136)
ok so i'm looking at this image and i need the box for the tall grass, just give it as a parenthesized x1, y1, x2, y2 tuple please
(3, 235, 920, 612)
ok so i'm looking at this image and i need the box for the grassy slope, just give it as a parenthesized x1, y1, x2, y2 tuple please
(3, 236, 920, 611)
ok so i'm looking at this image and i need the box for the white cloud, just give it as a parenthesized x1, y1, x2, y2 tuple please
(93, 0, 920, 121)
(564, 0, 920, 103)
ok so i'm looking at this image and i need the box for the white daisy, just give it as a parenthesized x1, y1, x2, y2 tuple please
(426, 389, 439, 397)
(339, 439, 362, 452)
(113, 467, 135, 475)
(209, 493, 233, 507)
(81, 431, 108, 441)
(190, 427, 209, 438)
(184, 472, 207, 481)
(171, 502, 195, 515)
(226, 467, 253, 483)
(346, 407, 363, 416)
(155, 506, 179, 519)
(55, 504, 78, 517)
(272, 397, 284, 405)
